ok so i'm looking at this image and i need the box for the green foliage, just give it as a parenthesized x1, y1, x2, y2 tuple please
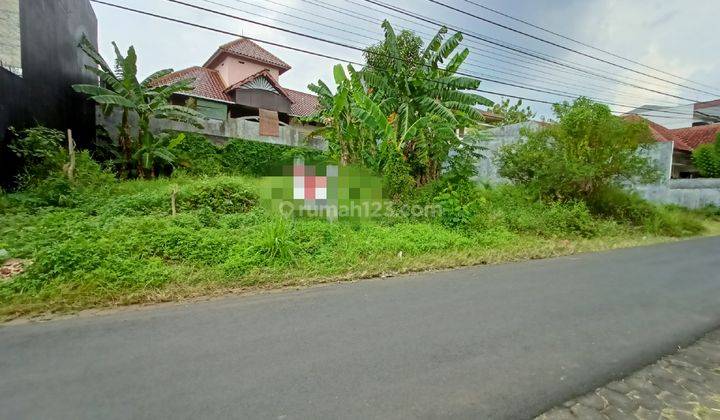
(497, 97, 658, 202)
(692, 133, 720, 177)
(128, 133, 329, 177)
(27, 151, 115, 207)
(308, 20, 490, 188)
(8, 127, 67, 187)
(220, 138, 328, 176)
(134, 132, 185, 177)
(490, 98, 536, 125)
(473, 185, 599, 238)
(7, 126, 66, 166)
(72, 36, 204, 178)
(433, 183, 483, 229)
(180, 178, 258, 214)
(364, 29, 423, 73)
(0, 172, 712, 317)
(173, 132, 224, 175)
(586, 186, 704, 236)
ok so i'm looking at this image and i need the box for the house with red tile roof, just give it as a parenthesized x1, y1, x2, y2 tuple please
(153, 38, 319, 126)
(625, 115, 720, 177)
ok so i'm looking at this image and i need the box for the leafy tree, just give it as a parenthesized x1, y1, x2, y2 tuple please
(497, 97, 658, 202)
(364, 29, 423, 74)
(692, 132, 720, 177)
(72, 36, 204, 178)
(490, 98, 536, 125)
(308, 21, 491, 195)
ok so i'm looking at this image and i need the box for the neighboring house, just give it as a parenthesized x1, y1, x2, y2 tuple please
(626, 115, 720, 178)
(628, 99, 720, 129)
(153, 38, 320, 131)
(0, 0, 98, 187)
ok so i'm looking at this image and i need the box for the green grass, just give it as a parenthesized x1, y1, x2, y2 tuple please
(1, 175, 717, 321)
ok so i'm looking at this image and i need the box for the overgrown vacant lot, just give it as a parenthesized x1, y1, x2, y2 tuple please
(1, 175, 718, 320)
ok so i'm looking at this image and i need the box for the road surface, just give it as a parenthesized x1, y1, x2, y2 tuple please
(1, 237, 720, 419)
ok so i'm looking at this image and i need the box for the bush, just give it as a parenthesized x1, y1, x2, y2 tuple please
(586, 186, 704, 237)
(220, 138, 328, 176)
(9, 126, 68, 188)
(433, 183, 483, 229)
(476, 186, 599, 238)
(497, 98, 659, 202)
(585, 186, 655, 225)
(643, 207, 705, 237)
(180, 178, 258, 213)
(174, 132, 224, 175)
(24, 151, 115, 207)
(692, 133, 720, 177)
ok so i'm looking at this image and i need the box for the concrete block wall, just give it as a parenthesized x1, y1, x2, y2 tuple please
(97, 107, 327, 150)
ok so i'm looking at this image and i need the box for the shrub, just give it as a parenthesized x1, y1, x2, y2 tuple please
(692, 133, 720, 177)
(220, 138, 328, 176)
(497, 97, 659, 202)
(8, 126, 67, 187)
(585, 186, 655, 225)
(180, 178, 258, 213)
(473, 185, 599, 237)
(586, 186, 704, 237)
(25, 151, 115, 207)
(433, 183, 483, 229)
(173, 132, 223, 175)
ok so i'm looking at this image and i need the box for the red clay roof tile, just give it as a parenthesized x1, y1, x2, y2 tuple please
(152, 66, 232, 103)
(209, 38, 291, 73)
(623, 114, 693, 151)
(285, 88, 320, 117)
(671, 124, 720, 149)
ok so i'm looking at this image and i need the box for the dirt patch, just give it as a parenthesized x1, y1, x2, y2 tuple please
(0, 259, 31, 280)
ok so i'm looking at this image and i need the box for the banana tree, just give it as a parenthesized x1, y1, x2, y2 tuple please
(73, 36, 204, 178)
(308, 21, 491, 187)
(363, 21, 492, 184)
(134, 132, 185, 179)
(307, 64, 374, 165)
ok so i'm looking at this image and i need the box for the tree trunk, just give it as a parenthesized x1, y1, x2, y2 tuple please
(120, 109, 132, 178)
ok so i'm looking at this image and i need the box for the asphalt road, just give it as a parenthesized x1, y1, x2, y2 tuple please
(2, 237, 720, 420)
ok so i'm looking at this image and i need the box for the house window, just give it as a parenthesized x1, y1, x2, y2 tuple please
(0, 0, 22, 76)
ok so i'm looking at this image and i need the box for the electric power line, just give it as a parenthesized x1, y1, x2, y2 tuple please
(87, 0, 714, 123)
(291, 0, 692, 103)
(426, 0, 720, 97)
(359, 0, 706, 102)
(459, 0, 720, 92)
(207, 0, 680, 107)
(162, 0, 719, 118)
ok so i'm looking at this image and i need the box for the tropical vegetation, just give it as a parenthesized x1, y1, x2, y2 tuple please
(0, 26, 718, 321)
(692, 131, 720, 177)
(308, 21, 491, 197)
(490, 98, 537, 125)
(497, 97, 658, 202)
(72, 36, 204, 178)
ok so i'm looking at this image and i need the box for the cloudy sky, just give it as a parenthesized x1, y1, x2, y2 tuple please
(93, 0, 720, 120)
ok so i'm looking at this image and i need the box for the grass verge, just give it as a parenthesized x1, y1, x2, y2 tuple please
(1, 176, 718, 321)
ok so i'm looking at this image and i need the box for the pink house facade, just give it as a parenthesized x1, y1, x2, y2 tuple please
(154, 38, 320, 128)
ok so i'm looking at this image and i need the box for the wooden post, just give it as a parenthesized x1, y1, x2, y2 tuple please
(66, 129, 76, 182)
(170, 185, 178, 216)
